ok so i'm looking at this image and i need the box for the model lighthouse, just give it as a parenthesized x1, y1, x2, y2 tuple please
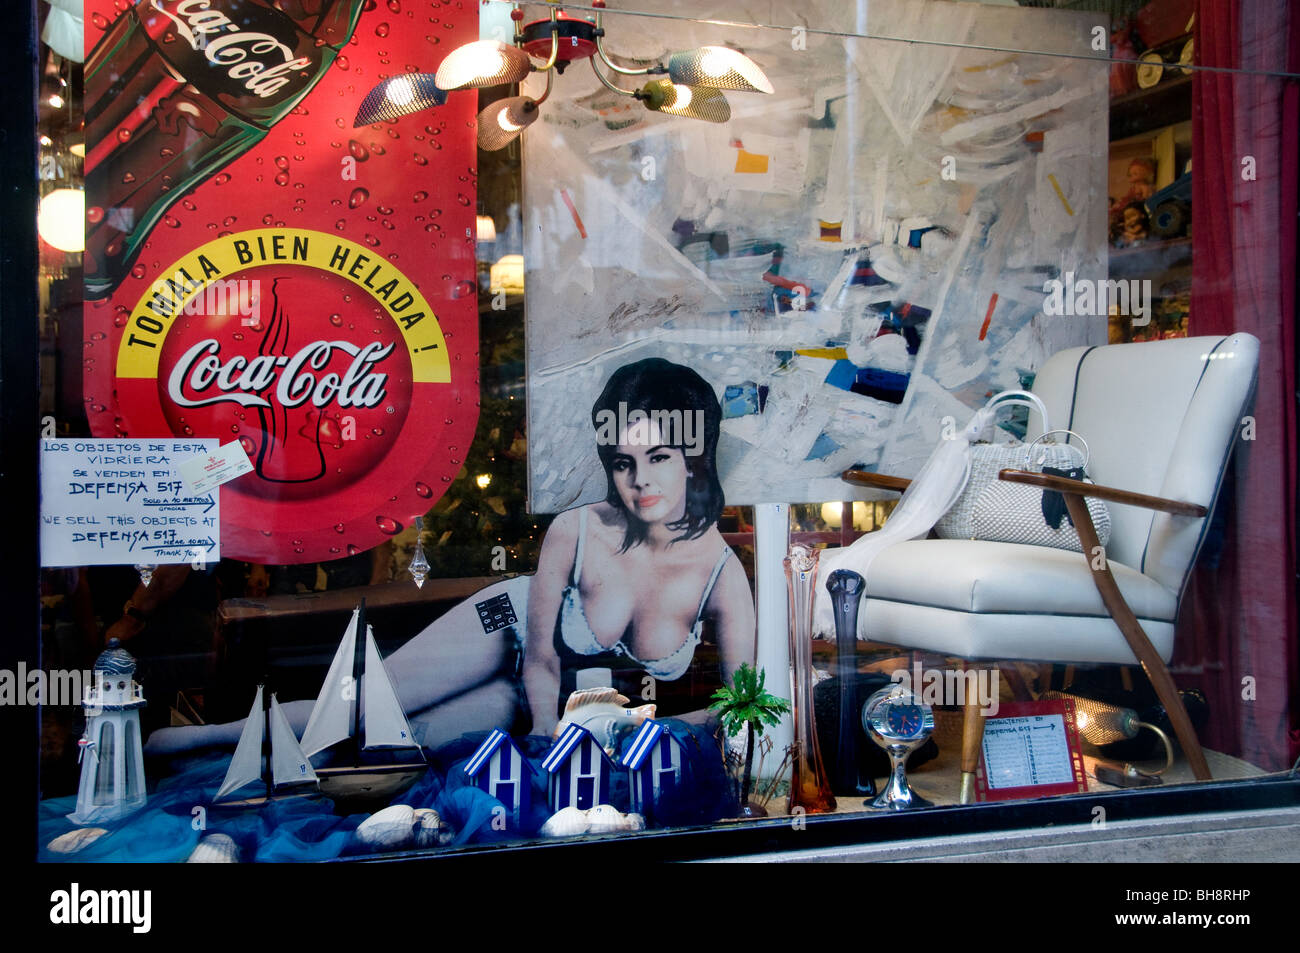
(69, 639, 147, 824)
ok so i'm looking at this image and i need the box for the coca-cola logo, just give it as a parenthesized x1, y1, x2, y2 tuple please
(167, 338, 394, 410)
(145, 0, 318, 101)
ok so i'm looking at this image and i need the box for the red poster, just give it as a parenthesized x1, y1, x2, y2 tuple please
(82, 0, 479, 564)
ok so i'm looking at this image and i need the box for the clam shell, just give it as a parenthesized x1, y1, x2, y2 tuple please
(48, 827, 108, 855)
(539, 806, 589, 837)
(187, 833, 240, 863)
(412, 808, 444, 849)
(354, 804, 416, 851)
(586, 804, 645, 834)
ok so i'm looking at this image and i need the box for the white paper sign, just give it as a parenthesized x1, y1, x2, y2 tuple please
(40, 439, 220, 567)
(980, 713, 1074, 790)
(176, 441, 254, 494)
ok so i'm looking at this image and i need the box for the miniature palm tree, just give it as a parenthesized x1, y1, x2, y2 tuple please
(710, 663, 792, 815)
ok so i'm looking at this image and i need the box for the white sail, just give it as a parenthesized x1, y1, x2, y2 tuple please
(362, 626, 419, 750)
(215, 686, 266, 801)
(299, 611, 359, 758)
(269, 695, 318, 788)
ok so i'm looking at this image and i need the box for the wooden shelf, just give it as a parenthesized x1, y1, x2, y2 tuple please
(1110, 74, 1192, 141)
(1107, 237, 1192, 280)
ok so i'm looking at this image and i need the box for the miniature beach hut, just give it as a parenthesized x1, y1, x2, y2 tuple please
(621, 720, 685, 825)
(542, 723, 615, 812)
(463, 728, 535, 824)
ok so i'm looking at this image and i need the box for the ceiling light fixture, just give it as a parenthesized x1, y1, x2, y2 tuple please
(354, 2, 773, 149)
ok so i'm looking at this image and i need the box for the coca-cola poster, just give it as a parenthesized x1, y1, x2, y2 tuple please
(82, 0, 480, 564)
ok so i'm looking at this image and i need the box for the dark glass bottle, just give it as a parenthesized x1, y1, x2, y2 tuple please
(83, 0, 365, 299)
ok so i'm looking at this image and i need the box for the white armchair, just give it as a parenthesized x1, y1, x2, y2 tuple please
(840, 333, 1260, 802)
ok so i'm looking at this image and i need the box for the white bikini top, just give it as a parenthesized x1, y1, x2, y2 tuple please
(558, 507, 732, 681)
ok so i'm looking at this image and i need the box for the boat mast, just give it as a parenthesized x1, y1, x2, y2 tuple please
(262, 682, 273, 798)
(351, 598, 366, 767)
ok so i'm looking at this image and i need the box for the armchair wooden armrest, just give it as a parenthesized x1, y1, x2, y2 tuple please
(996, 469, 1208, 518)
(840, 469, 912, 492)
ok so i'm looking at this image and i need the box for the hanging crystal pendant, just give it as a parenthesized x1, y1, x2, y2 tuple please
(133, 564, 154, 588)
(409, 517, 430, 589)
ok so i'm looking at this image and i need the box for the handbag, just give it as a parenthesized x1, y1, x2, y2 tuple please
(934, 390, 1111, 554)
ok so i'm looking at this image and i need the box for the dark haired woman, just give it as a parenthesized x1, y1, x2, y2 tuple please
(523, 358, 756, 734)
(144, 359, 754, 757)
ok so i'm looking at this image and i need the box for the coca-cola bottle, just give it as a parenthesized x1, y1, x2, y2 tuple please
(83, 0, 365, 299)
(255, 276, 327, 483)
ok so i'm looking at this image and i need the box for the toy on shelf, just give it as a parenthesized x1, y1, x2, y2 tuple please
(709, 663, 791, 818)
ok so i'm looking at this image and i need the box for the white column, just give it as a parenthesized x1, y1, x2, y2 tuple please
(753, 503, 791, 778)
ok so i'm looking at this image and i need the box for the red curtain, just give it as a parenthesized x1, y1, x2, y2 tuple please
(1177, 0, 1299, 770)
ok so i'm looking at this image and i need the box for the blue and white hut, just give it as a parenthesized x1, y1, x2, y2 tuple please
(542, 723, 615, 812)
(621, 720, 685, 825)
(463, 728, 535, 824)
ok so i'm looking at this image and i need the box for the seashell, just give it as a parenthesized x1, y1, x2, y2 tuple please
(187, 833, 240, 863)
(48, 827, 108, 855)
(586, 804, 645, 834)
(354, 804, 416, 851)
(412, 808, 444, 849)
(539, 805, 590, 837)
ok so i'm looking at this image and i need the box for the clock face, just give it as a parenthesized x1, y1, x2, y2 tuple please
(864, 688, 934, 745)
(885, 704, 926, 738)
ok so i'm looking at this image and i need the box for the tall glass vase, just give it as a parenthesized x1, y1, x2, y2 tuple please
(784, 545, 837, 815)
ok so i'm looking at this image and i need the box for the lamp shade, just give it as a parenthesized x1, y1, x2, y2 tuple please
(38, 188, 84, 252)
(477, 96, 539, 151)
(354, 74, 446, 125)
(639, 80, 730, 123)
(666, 46, 774, 95)
(435, 40, 534, 91)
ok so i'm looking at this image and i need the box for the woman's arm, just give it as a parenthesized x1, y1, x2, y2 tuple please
(522, 507, 580, 736)
(709, 553, 758, 689)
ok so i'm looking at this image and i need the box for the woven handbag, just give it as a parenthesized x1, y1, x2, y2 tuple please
(934, 391, 1111, 554)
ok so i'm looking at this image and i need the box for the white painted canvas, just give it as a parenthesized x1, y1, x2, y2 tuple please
(523, 0, 1108, 511)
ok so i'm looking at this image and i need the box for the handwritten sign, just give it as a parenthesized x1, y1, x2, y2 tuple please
(40, 439, 220, 567)
(974, 699, 1087, 802)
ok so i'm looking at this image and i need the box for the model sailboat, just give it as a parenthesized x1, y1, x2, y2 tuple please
(298, 599, 426, 801)
(215, 600, 425, 806)
(214, 685, 319, 804)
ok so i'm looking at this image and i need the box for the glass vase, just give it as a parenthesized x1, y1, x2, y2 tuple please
(784, 544, 837, 815)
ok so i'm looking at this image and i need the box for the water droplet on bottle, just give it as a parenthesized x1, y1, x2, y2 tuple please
(91, 12, 110, 29)
(222, 215, 236, 227)
(160, 147, 175, 158)
(348, 140, 369, 161)
(87, 206, 104, 224)
(274, 155, 290, 171)
(274, 171, 290, 186)
(263, 213, 275, 225)
(415, 482, 432, 498)
(387, 0, 400, 12)
(121, 172, 136, 184)
(364, 234, 380, 247)
(348, 187, 369, 209)
(232, 332, 244, 341)
(376, 22, 390, 37)
(334, 219, 347, 231)
(376, 515, 402, 536)
(182, 199, 198, 211)
(336, 55, 350, 70)
(329, 313, 343, 327)
(116, 127, 131, 143)
(381, 220, 394, 230)
(412, 153, 428, 166)
(130, 264, 146, 279)
(214, 173, 231, 185)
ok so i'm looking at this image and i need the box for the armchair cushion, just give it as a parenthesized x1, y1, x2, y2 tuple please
(858, 539, 1178, 664)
